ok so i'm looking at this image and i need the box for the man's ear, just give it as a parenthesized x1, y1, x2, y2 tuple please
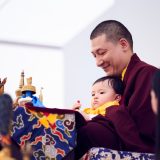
(119, 38, 128, 50)
(115, 94, 121, 102)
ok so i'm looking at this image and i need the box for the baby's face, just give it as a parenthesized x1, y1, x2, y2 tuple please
(91, 80, 117, 109)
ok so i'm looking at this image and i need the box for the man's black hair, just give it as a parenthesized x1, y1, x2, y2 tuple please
(90, 20, 133, 51)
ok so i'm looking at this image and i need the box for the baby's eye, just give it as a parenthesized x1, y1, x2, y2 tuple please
(92, 93, 95, 96)
(100, 92, 105, 94)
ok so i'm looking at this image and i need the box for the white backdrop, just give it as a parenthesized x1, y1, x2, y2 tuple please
(0, 44, 64, 108)
(0, 0, 160, 109)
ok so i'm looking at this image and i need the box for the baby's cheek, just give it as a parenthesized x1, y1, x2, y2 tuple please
(90, 99, 94, 107)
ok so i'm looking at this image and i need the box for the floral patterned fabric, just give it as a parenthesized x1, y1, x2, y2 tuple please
(11, 105, 77, 160)
(82, 147, 155, 160)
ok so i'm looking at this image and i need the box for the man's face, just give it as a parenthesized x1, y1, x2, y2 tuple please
(91, 34, 126, 76)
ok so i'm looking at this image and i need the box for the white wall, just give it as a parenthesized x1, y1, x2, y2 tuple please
(98, 0, 160, 67)
(0, 0, 160, 109)
(0, 0, 114, 109)
(0, 44, 64, 108)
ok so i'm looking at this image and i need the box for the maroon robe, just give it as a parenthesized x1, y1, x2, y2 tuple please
(75, 54, 158, 159)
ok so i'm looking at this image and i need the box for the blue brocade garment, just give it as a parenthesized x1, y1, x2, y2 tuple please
(82, 147, 155, 160)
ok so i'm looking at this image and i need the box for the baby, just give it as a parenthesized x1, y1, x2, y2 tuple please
(73, 75, 124, 120)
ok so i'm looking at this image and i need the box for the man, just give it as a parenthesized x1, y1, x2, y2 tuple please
(75, 20, 158, 159)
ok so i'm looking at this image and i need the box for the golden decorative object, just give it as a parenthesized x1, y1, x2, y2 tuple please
(39, 87, 43, 103)
(14, 71, 44, 107)
(21, 77, 36, 94)
(15, 70, 25, 97)
(15, 89, 22, 97)
(14, 71, 25, 107)
(0, 77, 7, 95)
(19, 70, 24, 89)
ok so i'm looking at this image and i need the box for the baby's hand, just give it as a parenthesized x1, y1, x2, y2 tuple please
(72, 100, 81, 110)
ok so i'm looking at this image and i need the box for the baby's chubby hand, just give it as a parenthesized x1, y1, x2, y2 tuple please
(72, 100, 82, 110)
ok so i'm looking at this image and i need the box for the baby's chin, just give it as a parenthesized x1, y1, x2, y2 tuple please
(92, 105, 100, 110)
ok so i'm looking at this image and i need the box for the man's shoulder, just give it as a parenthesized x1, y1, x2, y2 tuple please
(124, 54, 158, 82)
(136, 59, 158, 74)
(129, 54, 158, 73)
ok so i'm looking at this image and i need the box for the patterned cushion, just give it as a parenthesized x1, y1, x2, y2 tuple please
(82, 147, 155, 160)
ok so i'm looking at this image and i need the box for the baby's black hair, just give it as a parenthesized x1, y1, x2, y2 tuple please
(93, 75, 124, 95)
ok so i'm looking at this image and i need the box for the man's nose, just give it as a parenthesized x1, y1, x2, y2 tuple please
(96, 58, 103, 67)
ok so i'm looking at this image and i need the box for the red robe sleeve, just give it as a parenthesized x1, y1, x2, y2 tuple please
(106, 55, 158, 153)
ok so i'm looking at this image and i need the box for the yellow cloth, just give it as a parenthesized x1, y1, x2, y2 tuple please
(83, 101, 119, 116)
(28, 109, 59, 128)
(121, 67, 127, 81)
